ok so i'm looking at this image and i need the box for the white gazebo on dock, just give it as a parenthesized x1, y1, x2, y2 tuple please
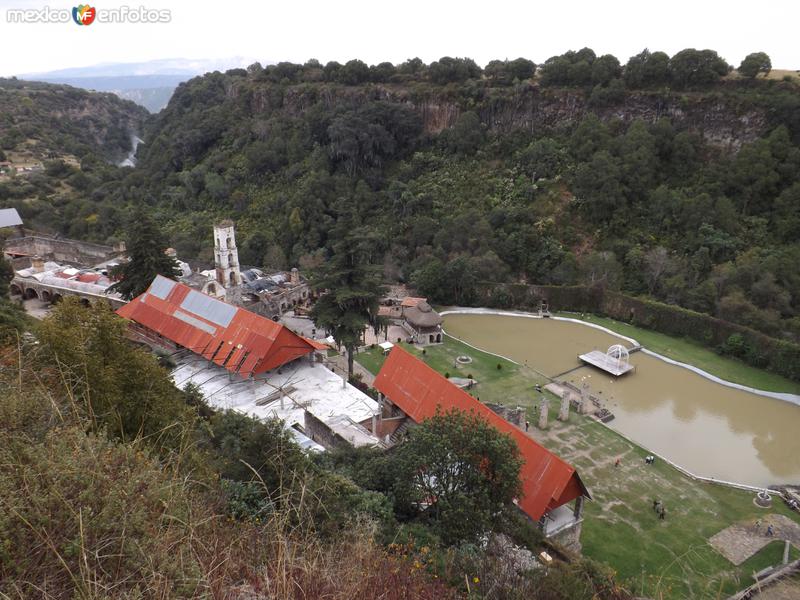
(579, 344, 634, 377)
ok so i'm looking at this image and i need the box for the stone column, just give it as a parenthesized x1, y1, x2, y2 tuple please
(558, 394, 570, 421)
(538, 397, 549, 429)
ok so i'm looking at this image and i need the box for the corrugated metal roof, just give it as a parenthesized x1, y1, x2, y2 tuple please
(180, 289, 237, 327)
(373, 346, 589, 522)
(149, 275, 176, 299)
(0, 208, 23, 228)
(117, 276, 315, 377)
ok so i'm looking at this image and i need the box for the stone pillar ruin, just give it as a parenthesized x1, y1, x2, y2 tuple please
(558, 393, 570, 421)
(538, 396, 549, 429)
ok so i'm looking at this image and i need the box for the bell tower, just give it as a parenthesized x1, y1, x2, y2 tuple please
(214, 220, 242, 287)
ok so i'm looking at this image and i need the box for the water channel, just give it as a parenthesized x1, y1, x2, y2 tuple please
(442, 312, 800, 488)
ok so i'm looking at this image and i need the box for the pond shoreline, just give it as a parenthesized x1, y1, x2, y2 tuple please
(440, 308, 800, 406)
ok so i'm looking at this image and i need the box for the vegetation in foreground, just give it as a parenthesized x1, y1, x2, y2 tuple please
(0, 299, 627, 599)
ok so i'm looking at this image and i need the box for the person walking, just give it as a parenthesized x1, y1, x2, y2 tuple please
(659, 506, 666, 520)
(766, 524, 774, 537)
(615, 457, 621, 468)
(525, 420, 530, 432)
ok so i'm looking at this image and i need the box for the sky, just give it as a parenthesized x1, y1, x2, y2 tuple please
(0, 0, 798, 77)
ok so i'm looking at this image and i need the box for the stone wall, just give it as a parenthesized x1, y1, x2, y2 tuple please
(4, 234, 120, 267)
(304, 411, 348, 451)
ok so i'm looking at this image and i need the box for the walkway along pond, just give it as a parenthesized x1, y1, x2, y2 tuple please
(441, 310, 800, 488)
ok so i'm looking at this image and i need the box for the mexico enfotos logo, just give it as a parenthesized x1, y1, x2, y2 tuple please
(6, 5, 171, 24)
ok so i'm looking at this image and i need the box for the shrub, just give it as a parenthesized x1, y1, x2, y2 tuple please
(496, 363, 503, 370)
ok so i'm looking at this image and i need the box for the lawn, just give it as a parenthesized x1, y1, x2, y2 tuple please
(356, 336, 800, 599)
(539, 416, 800, 599)
(355, 336, 558, 410)
(559, 312, 800, 395)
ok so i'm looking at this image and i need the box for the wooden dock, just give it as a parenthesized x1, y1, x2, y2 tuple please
(578, 350, 635, 377)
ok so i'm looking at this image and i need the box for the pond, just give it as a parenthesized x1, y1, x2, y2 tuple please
(443, 312, 800, 488)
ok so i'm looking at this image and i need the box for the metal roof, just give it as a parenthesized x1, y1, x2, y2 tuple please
(117, 275, 316, 377)
(373, 346, 589, 521)
(0, 208, 23, 228)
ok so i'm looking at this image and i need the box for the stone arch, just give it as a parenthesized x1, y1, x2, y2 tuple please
(436, 334, 442, 343)
(23, 288, 39, 300)
(9, 284, 22, 297)
(206, 282, 217, 295)
(41, 290, 52, 303)
(429, 334, 435, 343)
(52, 293, 63, 304)
(228, 271, 236, 286)
(226, 236, 231, 247)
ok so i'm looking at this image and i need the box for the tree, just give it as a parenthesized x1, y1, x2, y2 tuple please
(668, 49, 729, 88)
(441, 111, 484, 155)
(110, 208, 181, 300)
(0, 253, 13, 297)
(391, 409, 523, 544)
(624, 49, 669, 88)
(37, 299, 197, 453)
(739, 52, 772, 79)
(310, 214, 385, 379)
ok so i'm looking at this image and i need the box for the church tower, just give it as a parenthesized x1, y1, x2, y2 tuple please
(214, 220, 242, 287)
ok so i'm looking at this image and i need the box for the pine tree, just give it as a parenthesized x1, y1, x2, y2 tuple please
(310, 210, 385, 380)
(110, 209, 181, 300)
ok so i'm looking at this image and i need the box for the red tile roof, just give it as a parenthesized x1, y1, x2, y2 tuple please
(400, 296, 426, 307)
(116, 275, 315, 377)
(373, 346, 589, 521)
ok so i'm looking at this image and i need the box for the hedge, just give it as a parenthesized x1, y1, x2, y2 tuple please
(475, 283, 800, 382)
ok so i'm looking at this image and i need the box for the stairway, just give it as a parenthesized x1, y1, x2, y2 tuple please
(389, 419, 413, 445)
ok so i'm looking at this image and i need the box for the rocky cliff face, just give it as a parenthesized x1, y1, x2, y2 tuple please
(245, 81, 767, 152)
(0, 79, 148, 162)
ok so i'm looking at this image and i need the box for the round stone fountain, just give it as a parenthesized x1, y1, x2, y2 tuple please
(754, 490, 772, 508)
(456, 355, 473, 365)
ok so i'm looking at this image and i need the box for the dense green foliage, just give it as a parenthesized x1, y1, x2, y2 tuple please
(109, 208, 181, 299)
(5, 49, 800, 356)
(309, 209, 386, 377)
(391, 410, 523, 544)
(0, 78, 147, 159)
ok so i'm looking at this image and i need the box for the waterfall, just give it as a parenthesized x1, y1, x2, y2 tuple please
(118, 134, 143, 167)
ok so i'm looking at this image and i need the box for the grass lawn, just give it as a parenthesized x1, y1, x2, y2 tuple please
(558, 313, 800, 395)
(357, 336, 800, 599)
(355, 337, 558, 411)
(539, 416, 800, 599)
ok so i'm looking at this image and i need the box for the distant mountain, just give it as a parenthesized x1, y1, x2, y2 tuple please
(20, 57, 257, 112)
(0, 78, 148, 162)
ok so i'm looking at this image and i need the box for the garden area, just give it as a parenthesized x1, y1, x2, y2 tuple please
(355, 334, 800, 599)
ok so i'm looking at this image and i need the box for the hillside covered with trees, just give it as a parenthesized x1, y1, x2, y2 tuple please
(4, 49, 800, 346)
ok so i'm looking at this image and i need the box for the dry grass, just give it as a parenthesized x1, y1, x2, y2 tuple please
(0, 341, 456, 600)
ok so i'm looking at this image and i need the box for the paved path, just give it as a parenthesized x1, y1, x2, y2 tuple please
(709, 514, 800, 565)
(326, 352, 375, 387)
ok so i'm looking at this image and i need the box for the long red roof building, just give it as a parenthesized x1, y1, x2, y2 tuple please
(373, 346, 589, 522)
(116, 275, 317, 377)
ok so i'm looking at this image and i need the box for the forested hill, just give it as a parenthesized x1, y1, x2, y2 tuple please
(0, 78, 148, 162)
(7, 51, 800, 345)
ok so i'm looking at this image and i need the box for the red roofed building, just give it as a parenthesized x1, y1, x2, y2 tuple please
(116, 275, 319, 377)
(373, 346, 590, 551)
